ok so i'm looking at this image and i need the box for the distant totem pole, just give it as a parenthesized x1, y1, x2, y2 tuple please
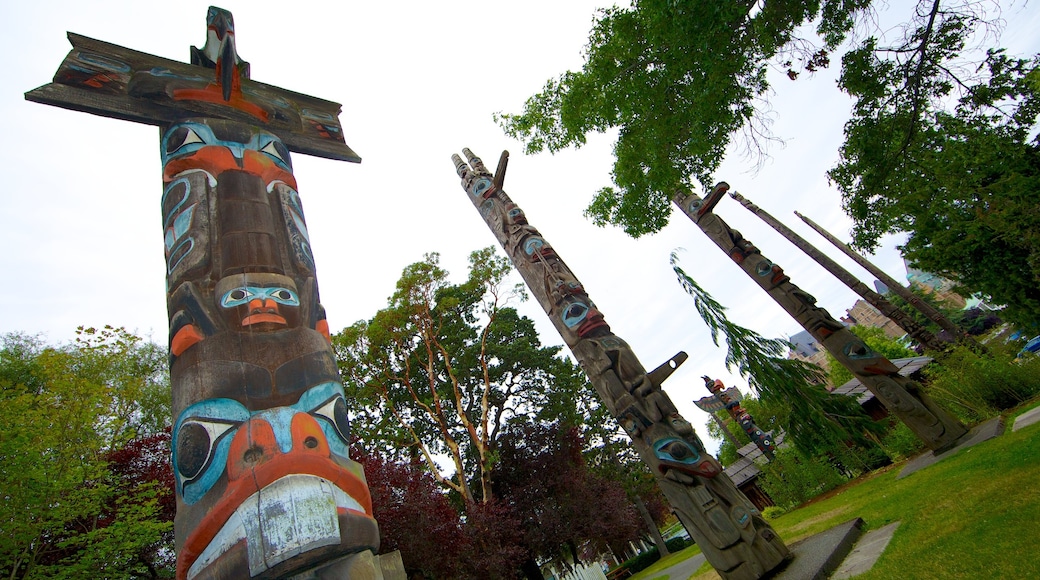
(674, 183, 967, 452)
(728, 191, 946, 353)
(27, 8, 378, 579)
(702, 377, 776, 461)
(453, 150, 788, 580)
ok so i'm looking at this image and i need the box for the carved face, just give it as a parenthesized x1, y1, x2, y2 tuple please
(162, 120, 295, 189)
(559, 296, 608, 338)
(173, 381, 372, 578)
(652, 437, 721, 479)
(216, 273, 301, 331)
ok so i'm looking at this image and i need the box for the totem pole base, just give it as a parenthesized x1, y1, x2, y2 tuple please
(285, 549, 407, 580)
(897, 415, 1005, 480)
(769, 518, 864, 580)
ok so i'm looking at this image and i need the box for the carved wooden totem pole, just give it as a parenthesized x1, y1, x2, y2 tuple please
(26, 8, 378, 579)
(703, 377, 775, 461)
(452, 150, 789, 580)
(674, 183, 967, 452)
(728, 191, 945, 353)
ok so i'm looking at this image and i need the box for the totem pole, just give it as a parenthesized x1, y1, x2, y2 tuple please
(26, 8, 379, 579)
(693, 386, 745, 450)
(453, 150, 788, 580)
(795, 211, 985, 353)
(674, 183, 967, 452)
(703, 377, 775, 461)
(729, 191, 945, 353)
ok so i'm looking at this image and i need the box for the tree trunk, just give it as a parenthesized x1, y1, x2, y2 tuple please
(634, 495, 669, 557)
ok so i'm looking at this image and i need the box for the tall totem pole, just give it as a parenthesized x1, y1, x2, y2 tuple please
(452, 149, 788, 580)
(26, 8, 379, 579)
(674, 183, 967, 452)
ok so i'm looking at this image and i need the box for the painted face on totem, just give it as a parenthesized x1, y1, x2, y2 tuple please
(559, 295, 608, 338)
(521, 234, 557, 262)
(505, 204, 527, 225)
(161, 119, 295, 189)
(216, 273, 301, 331)
(652, 437, 721, 479)
(172, 381, 372, 578)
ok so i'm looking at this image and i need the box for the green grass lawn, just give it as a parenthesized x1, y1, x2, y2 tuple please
(632, 406, 1040, 580)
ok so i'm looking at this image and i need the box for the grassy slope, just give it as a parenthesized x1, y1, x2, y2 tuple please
(635, 407, 1040, 580)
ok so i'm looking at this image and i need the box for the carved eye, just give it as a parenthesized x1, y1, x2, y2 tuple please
(562, 301, 589, 328)
(221, 287, 254, 307)
(311, 396, 350, 443)
(259, 138, 292, 170)
(755, 260, 773, 276)
(176, 419, 239, 480)
(165, 126, 205, 156)
(268, 288, 299, 305)
(524, 238, 544, 256)
(470, 177, 492, 197)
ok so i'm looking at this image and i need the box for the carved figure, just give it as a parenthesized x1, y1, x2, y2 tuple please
(703, 377, 775, 460)
(166, 119, 376, 579)
(453, 150, 788, 580)
(27, 8, 377, 579)
(674, 183, 967, 452)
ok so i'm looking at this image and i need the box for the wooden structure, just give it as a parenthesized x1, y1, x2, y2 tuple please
(673, 183, 967, 453)
(453, 149, 788, 580)
(795, 212, 984, 353)
(728, 191, 945, 352)
(703, 377, 775, 461)
(26, 8, 378, 579)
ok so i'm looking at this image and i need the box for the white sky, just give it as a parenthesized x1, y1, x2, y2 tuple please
(3, 0, 1039, 455)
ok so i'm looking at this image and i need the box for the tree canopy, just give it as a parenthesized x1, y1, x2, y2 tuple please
(497, 0, 870, 237)
(0, 328, 174, 579)
(499, 0, 1040, 327)
(334, 249, 604, 505)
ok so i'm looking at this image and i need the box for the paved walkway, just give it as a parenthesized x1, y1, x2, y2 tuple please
(648, 552, 705, 579)
(1012, 404, 1040, 432)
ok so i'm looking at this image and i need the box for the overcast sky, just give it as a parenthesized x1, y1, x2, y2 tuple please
(4, 0, 1039, 454)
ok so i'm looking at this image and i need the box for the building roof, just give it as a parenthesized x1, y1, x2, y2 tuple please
(723, 356, 933, 488)
(723, 432, 786, 488)
(831, 356, 933, 404)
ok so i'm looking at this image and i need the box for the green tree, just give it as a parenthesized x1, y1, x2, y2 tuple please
(672, 253, 884, 460)
(0, 327, 173, 579)
(831, 32, 1040, 328)
(826, 325, 916, 387)
(334, 248, 601, 505)
(499, 0, 1039, 327)
(497, 0, 870, 237)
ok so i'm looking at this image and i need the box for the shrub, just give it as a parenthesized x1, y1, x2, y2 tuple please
(761, 506, 786, 520)
(878, 420, 926, 461)
(924, 343, 1040, 422)
(757, 448, 849, 510)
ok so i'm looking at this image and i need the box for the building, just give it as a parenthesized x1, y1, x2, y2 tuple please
(842, 299, 904, 339)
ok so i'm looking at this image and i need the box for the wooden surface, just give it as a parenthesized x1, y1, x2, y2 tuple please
(25, 33, 359, 162)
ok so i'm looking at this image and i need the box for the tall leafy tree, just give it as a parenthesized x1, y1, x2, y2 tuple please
(672, 254, 885, 457)
(497, 0, 870, 237)
(334, 248, 600, 505)
(494, 422, 642, 578)
(499, 0, 1039, 327)
(831, 33, 1040, 328)
(0, 328, 174, 579)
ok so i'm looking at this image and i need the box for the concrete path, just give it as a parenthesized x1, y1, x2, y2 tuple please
(830, 521, 901, 579)
(647, 552, 705, 580)
(1012, 404, 1040, 432)
(898, 415, 1004, 479)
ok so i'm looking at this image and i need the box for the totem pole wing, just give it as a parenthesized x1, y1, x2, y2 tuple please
(25, 33, 359, 162)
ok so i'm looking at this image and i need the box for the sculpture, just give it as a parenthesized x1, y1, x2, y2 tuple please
(27, 8, 378, 579)
(703, 377, 776, 461)
(674, 183, 967, 452)
(453, 149, 788, 580)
